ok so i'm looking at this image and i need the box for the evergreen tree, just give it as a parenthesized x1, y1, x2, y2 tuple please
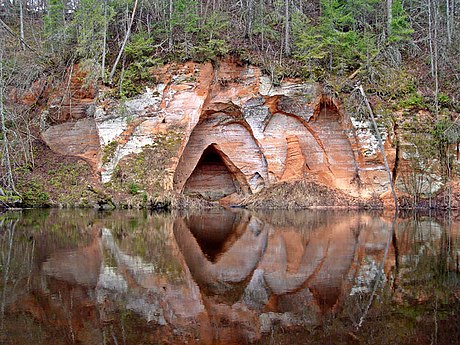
(74, 0, 111, 61)
(44, 0, 65, 39)
(388, 0, 413, 42)
(293, 0, 376, 76)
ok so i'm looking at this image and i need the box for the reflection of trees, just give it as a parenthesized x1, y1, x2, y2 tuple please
(0, 216, 35, 332)
(395, 214, 459, 287)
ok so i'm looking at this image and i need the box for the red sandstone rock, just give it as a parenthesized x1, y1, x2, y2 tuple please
(46, 65, 98, 124)
(41, 118, 101, 169)
(281, 135, 306, 181)
(39, 59, 395, 203)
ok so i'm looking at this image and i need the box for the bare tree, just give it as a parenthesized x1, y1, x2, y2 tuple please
(284, 0, 291, 56)
(109, 0, 139, 84)
(169, 0, 173, 50)
(357, 84, 399, 210)
(246, 0, 254, 40)
(387, 0, 393, 38)
(429, 0, 440, 117)
(101, 0, 108, 81)
(19, 0, 25, 51)
(0, 38, 18, 197)
(445, 0, 454, 45)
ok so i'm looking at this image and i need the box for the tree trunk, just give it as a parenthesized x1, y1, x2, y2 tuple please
(19, 0, 26, 50)
(246, 0, 254, 40)
(109, 0, 139, 84)
(0, 18, 37, 53)
(0, 47, 18, 195)
(358, 84, 399, 211)
(387, 0, 393, 39)
(284, 0, 290, 56)
(427, 0, 435, 78)
(446, 0, 453, 45)
(168, 0, 173, 50)
(356, 212, 397, 329)
(433, 0, 439, 117)
(102, 0, 107, 81)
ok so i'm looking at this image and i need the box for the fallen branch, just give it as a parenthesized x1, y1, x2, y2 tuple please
(0, 18, 38, 54)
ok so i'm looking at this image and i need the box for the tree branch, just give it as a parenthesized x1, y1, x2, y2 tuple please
(0, 18, 37, 54)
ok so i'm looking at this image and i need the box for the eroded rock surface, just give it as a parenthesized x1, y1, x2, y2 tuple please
(40, 58, 394, 204)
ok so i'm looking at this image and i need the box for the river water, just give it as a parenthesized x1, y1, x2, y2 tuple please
(0, 209, 459, 344)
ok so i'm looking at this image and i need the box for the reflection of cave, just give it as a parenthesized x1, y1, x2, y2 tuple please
(183, 145, 240, 200)
(186, 212, 240, 262)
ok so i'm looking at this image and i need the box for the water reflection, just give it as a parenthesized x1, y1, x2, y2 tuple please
(0, 209, 459, 344)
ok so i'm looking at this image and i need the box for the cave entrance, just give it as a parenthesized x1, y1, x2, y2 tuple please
(183, 145, 240, 200)
(313, 96, 341, 121)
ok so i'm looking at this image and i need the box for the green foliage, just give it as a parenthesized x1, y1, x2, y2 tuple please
(124, 31, 155, 61)
(128, 181, 139, 195)
(389, 0, 414, 42)
(117, 31, 160, 98)
(343, 0, 380, 28)
(191, 39, 229, 62)
(120, 64, 151, 97)
(74, 0, 113, 60)
(171, 0, 200, 35)
(293, 0, 377, 77)
(47, 163, 85, 188)
(432, 117, 460, 147)
(108, 131, 182, 199)
(437, 93, 452, 108)
(44, 0, 65, 38)
(0, 193, 22, 205)
(397, 93, 427, 109)
(171, 9, 230, 62)
(252, 13, 281, 42)
(102, 141, 119, 164)
(43, 0, 75, 61)
(19, 179, 50, 207)
(200, 11, 229, 40)
(142, 191, 148, 203)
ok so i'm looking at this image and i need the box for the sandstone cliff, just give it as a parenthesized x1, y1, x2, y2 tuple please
(38, 58, 397, 208)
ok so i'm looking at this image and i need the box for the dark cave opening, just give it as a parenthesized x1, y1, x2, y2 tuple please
(319, 104, 340, 120)
(313, 96, 341, 121)
(183, 145, 239, 200)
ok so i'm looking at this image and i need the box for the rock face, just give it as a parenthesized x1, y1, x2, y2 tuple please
(41, 118, 101, 169)
(40, 57, 394, 204)
(38, 65, 100, 170)
(47, 65, 98, 124)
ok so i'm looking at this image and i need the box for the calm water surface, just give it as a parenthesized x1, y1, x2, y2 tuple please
(0, 209, 459, 344)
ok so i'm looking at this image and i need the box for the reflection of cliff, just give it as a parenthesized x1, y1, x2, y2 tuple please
(174, 212, 267, 296)
(28, 211, 394, 344)
(5, 211, 460, 344)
